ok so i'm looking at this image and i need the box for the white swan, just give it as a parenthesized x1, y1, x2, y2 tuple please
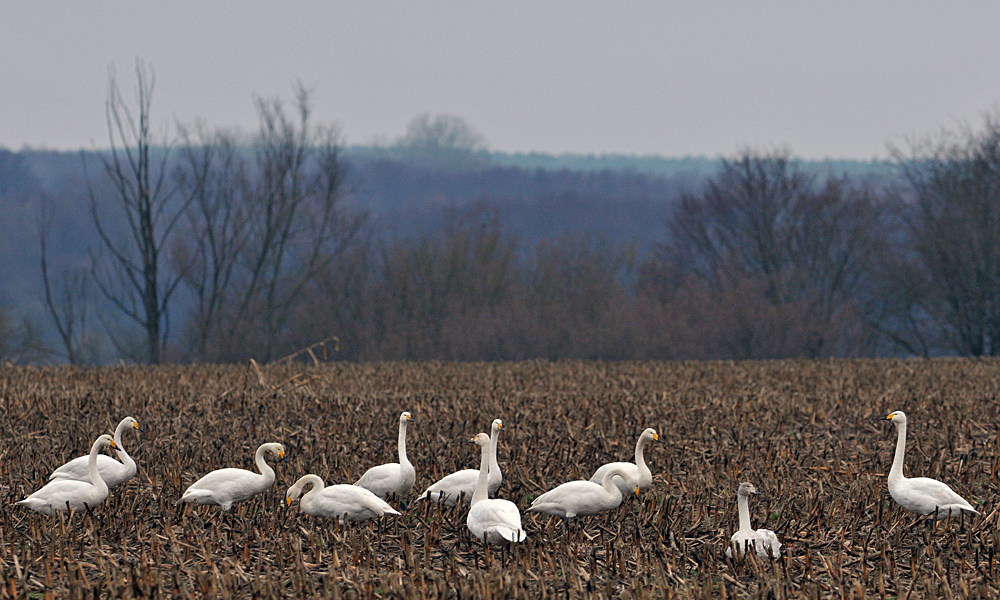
(418, 418, 503, 506)
(726, 482, 781, 558)
(882, 410, 978, 519)
(466, 432, 527, 544)
(590, 427, 658, 495)
(17, 434, 118, 515)
(181, 442, 285, 511)
(286, 474, 401, 524)
(528, 465, 636, 519)
(49, 417, 141, 488)
(355, 412, 416, 499)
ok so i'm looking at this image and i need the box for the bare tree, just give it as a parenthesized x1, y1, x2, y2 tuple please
(889, 114, 1000, 355)
(172, 86, 366, 362)
(393, 113, 488, 170)
(87, 60, 191, 363)
(642, 148, 885, 359)
(39, 209, 95, 364)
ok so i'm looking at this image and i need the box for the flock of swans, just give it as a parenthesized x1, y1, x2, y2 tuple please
(16, 409, 979, 557)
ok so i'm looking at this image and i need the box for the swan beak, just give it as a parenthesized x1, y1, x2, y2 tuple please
(752, 491, 763, 496)
(653, 433, 659, 441)
(634, 487, 640, 497)
(467, 437, 476, 443)
(110, 440, 119, 450)
(285, 496, 292, 507)
(133, 422, 143, 432)
(279, 450, 286, 461)
(882, 413, 894, 421)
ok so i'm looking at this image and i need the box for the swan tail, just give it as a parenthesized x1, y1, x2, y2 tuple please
(491, 525, 527, 543)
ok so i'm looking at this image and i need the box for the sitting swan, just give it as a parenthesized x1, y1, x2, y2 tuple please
(181, 442, 285, 511)
(528, 465, 636, 520)
(17, 434, 118, 515)
(286, 474, 401, 524)
(726, 482, 781, 558)
(466, 432, 527, 544)
(882, 410, 978, 519)
(49, 417, 141, 488)
(590, 427, 658, 495)
(419, 418, 503, 506)
(355, 412, 416, 500)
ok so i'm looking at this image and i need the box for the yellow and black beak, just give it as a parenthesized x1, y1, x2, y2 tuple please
(653, 433, 659, 442)
(634, 486, 640, 497)
(110, 440, 119, 450)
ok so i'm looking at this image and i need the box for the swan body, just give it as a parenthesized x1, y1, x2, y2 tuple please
(49, 417, 140, 488)
(466, 429, 527, 544)
(355, 412, 416, 499)
(181, 442, 285, 511)
(882, 411, 977, 519)
(528, 465, 636, 519)
(419, 418, 503, 506)
(726, 482, 781, 558)
(286, 474, 400, 523)
(17, 435, 117, 515)
(590, 427, 658, 495)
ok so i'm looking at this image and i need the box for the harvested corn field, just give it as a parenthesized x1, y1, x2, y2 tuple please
(1, 359, 999, 598)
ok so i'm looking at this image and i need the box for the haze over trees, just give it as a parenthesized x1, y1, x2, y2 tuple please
(1, 66, 996, 364)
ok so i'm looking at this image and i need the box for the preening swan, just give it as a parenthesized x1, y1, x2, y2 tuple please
(726, 482, 781, 558)
(419, 418, 503, 506)
(17, 434, 118, 515)
(466, 431, 527, 544)
(590, 427, 658, 495)
(286, 474, 400, 524)
(49, 416, 140, 488)
(355, 412, 416, 500)
(181, 442, 285, 511)
(528, 465, 636, 519)
(882, 410, 978, 519)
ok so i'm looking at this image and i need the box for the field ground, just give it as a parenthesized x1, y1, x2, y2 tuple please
(1, 359, 1000, 598)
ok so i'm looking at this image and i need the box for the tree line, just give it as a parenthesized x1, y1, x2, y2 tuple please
(3, 63, 999, 364)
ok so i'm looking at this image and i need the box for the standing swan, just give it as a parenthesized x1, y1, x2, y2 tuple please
(181, 442, 285, 511)
(590, 427, 658, 495)
(418, 418, 503, 506)
(726, 482, 781, 558)
(285, 474, 401, 524)
(49, 417, 141, 488)
(882, 411, 978, 519)
(528, 465, 636, 520)
(466, 431, 527, 544)
(17, 434, 118, 515)
(355, 412, 416, 500)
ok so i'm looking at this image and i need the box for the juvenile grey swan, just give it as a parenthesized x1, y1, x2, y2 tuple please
(726, 482, 781, 558)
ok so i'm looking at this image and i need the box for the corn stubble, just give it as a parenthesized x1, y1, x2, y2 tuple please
(1, 359, 998, 598)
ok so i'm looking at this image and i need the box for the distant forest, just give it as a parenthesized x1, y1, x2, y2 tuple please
(0, 74, 996, 364)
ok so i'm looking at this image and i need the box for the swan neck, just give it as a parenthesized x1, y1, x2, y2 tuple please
(255, 446, 276, 484)
(737, 493, 752, 532)
(471, 443, 491, 505)
(488, 427, 500, 475)
(113, 422, 135, 469)
(890, 421, 907, 481)
(601, 468, 625, 498)
(88, 439, 108, 493)
(635, 437, 648, 474)
(302, 475, 324, 499)
(398, 421, 409, 466)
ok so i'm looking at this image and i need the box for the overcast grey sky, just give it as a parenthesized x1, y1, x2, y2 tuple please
(3, 2, 1000, 159)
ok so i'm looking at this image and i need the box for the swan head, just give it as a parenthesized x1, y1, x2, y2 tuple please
(883, 410, 906, 425)
(492, 419, 503, 433)
(260, 442, 286, 460)
(285, 474, 317, 506)
(120, 416, 141, 432)
(737, 482, 761, 497)
(469, 432, 490, 447)
(643, 428, 659, 442)
(400, 412, 413, 424)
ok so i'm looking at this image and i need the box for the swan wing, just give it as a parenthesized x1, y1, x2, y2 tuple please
(18, 479, 108, 513)
(418, 469, 478, 505)
(355, 463, 408, 499)
(50, 454, 135, 487)
(754, 529, 782, 557)
(892, 476, 976, 516)
(468, 499, 526, 544)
